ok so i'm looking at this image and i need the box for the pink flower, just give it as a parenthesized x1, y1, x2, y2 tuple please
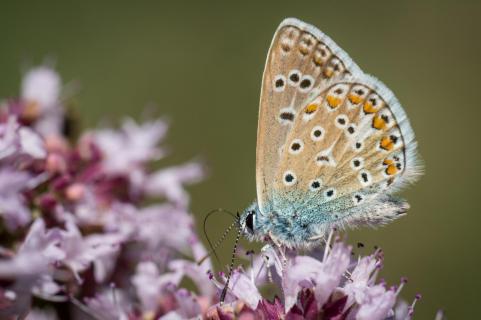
(21, 66, 61, 112)
(132, 261, 183, 313)
(284, 241, 351, 311)
(0, 117, 46, 160)
(91, 118, 167, 176)
(58, 220, 122, 283)
(0, 168, 32, 230)
(25, 308, 59, 320)
(210, 235, 427, 320)
(0, 219, 64, 277)
(84, 288, 130, 320)
(168, 238, 215, 297)
(145, 162, 205, 207)
(21, 66, 63, 137)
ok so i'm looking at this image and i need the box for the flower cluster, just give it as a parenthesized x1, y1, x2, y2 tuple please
(206, 233, 429, 320)
(0, 66, 439, 320)
(0, 66, 207, 319)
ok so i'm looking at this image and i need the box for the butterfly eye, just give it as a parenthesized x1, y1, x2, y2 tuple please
(245, 211, 255, 233)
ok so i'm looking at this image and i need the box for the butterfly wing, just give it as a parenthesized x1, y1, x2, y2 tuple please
(256, 18, 363, 212)
(274, 75, 421, 231)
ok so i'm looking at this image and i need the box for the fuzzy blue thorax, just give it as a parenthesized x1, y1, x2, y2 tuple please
(240, 200, 327, 249)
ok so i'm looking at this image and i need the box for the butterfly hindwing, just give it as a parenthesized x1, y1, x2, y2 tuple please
(273, 75, 421, 226)
(256, 18, 363, 212)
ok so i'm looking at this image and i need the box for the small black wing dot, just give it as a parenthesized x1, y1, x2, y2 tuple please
(355, 142, 362, 149)
(291, 143, 301, 151)
(289, 73, 300, 82)
(285, 174, 294, 182)
(361, 172, 369, 182)
(300, 78, 311, 89)
(355, 194, 363, 203)
(275, 78, 284, 88)
(317, 155, 330, 162)
(353, 159, 361, 167)
(337, 118, 346, 125)
(280, 112, 295, 121)
(326, 189, 334, 197)
(311, 181, 320, 189)
(347, 126, 355, 134)
(356, 89, 365, 95)
(302, 37, 312, 46)
(314, 130, 322, 137)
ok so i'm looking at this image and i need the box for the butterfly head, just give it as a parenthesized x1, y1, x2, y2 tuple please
(239, 202, 264, 241)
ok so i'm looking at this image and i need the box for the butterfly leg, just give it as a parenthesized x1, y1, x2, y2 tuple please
(260, 244, 274, 283)
(268, 231, 289, 270)
(308, 234, 326, 242)
(322, 228, 335, 261)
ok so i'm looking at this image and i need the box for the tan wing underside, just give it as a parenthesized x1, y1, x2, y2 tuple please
(275, 80, 407, 207)
(256, 21, 357, 211)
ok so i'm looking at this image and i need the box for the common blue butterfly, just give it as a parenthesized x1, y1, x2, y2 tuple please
(238, 18, 422, 249)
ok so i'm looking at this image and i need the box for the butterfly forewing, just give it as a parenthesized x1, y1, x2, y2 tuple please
(275, 76, 420, 215)
(256, 18, 363, 212)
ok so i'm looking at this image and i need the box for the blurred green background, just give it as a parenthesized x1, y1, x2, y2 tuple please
(0, 1, 479, 318)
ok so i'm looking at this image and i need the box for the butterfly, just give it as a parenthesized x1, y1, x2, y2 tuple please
(238, 18, 422, 249)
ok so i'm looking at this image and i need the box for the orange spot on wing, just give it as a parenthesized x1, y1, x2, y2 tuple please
(386, 164, 398, 175)
(314, 55, 324, 66)
(326, 95, 342, 109)
(305, 103, 318, 114)
(372, 115, 387, 130)
(363, 101, 378, 114)
(323, 68, 334, 78)
(348, 94, 362, 105)
(383, 159, 394, 166)
(380, 136, 394, 151)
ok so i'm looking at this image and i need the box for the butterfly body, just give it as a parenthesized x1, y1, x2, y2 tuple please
(240, 18, 421, 249)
